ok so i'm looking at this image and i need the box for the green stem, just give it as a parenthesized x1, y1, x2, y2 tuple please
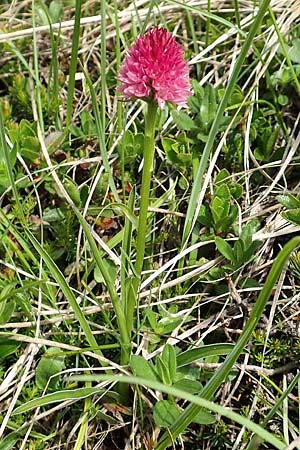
(124, 101, 158, 358)
(100, 0, 106, 128)
(72, 207, 131, 368)
(134, 100, 158, 278)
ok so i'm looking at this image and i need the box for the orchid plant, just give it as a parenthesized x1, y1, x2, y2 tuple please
(2, 4, 300, 449)
(116, 27, 191, 365)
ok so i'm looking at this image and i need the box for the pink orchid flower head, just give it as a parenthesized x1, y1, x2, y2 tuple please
(118, 27, 191, 109)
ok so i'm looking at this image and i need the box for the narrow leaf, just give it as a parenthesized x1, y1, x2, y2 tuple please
(177, 344, 235, 368)
(161, 344, 177, 383)
(13, 387, 119, 415)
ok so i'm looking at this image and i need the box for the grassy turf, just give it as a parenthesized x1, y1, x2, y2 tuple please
(0, 1, 300, 449)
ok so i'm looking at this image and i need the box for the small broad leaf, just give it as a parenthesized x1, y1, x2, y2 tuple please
(233, 240, 244, 266)
(283, 209, 300, 226)
(218, 204, 238, 233)
(161, 137, 180, 164)
(81, 110, 96, 136)
(146, 310, 159, 332)
(35, 5, 49, 25)
(240, 223, 255, 250)
(198, 204, 213, 227)
(229, 86, 244, 107)
(176, 152, 193, 164)
(162, 137, 192, 166)
(173, 378, 202, 394)
(130, 355, 158, 382)
(211, 184, 231, 227)
(211, 196, 230, 225)
(0, 432, 19, 450)
(94, 259, 117, 284)
(253, 148, 265, 161)
(20, 136, 41, 163)
(153, 400, 181, 428)
(265, 127, 279, 159)
(198, 84, 217, 134)
(277, 194, 300, 210)
(171, 110, 197, 131)
(278, 94, 289, 106)
(215, 168, 231, 184)
(80, 185, 89, 206)
(161, 137, 175, 153)
(240, 220, 260, 247)
(215, 183, 231, 200)
(193, 409, 216, 425)
(288, 38, 300, 63)
(243, 240, 261, 262)
(63, 178, 81, 206)
(0, 285, 15, 325)
(0, 300, 15, 325)
(45, 131, 64, 155)
(215, 237, 234, 262)
(3, 143, 17, 167)
(188, 81, 204, 113)
(36, 347, 65, 390)
(229, 183, 243, 200)
(0, 338, 19, 359)
(49, 0, 63, 23)
(122, 130, 144, 163)
(156, 317, 183, 335)
(196, 131, 209, 142)
(0, 162, 10, 191)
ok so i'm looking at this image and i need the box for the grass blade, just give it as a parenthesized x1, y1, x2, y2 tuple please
(177, 343, 236, 368)
(32, 0, 44, 134)
(13, 387, 119, 415)
(0, 100, 108, 359)
(246, 372, 300, 450)
(25, 231, 106, 361)
(66, 0, 82, 128)
(82, 65, 120, 202)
